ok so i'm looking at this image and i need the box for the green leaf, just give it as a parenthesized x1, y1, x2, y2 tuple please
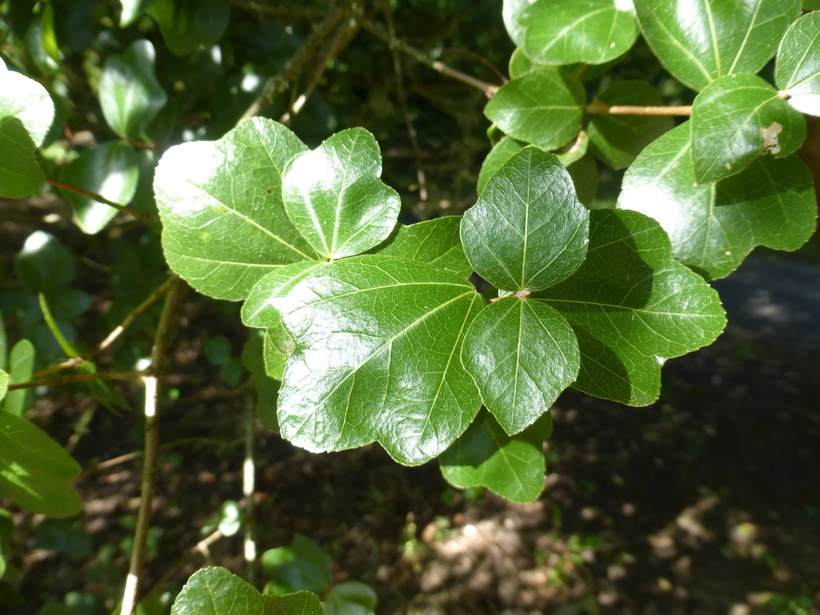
(155, 117, 319, 301)
(439, 410, 552, 503)
(509, 48, 534, 79)
(533, 209, 727, 405)
(0, 117, 44, 198)
(99, 39, 168, 140)
(171, 566, 323, 615)
(261, 535, 331, 596)
(0, 411, 82, 518)
(276, 255, 484, 465)
(521, 0, 639, 65)
(148, 0, 230, 56)
(618, 122, 818, 279)
(634, 0, 802, 91)
(776, 11, 820, 116)
(567, 153, 599, 206)
(242, 261, 329, 331)
(477, 137, 526, 195)
(58, 141, 139, 235)
(588, 80, 674, 170)
(691, 74, 807, 184)
(461, 147, 590, 292)
(484, 68, 586, 150)
(283, 128, 400, 260)
(119, 0, 154, 27)
(3, 340, 34, 416)
(0, 371, 7, 403)
(369, 217, 472, 278)
(503, 0, 538, 47)
(462, 298, 579, 434)
(0, 64, 54, 147)
(242, 331, 281, 431)
(324, 581, 378, 615)
(14, 231, 75, 295)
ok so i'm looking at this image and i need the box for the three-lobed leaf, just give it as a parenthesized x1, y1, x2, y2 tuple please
(634, 0, 802, 91)
(776, 11, 820, 116)
(691, 74, 806, 184)
(461, 147, 589, 292)
(521, 0, 639, 65)
(283, 128, 401, 260)
(618, 122, 817, 279)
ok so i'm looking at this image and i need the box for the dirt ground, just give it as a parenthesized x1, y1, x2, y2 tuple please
(3, 252, 820, 615)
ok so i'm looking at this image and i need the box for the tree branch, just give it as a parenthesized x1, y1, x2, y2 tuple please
(45, 177, 157, 223)
(7, 371, 144, 390)
(586, 102, 693, 116)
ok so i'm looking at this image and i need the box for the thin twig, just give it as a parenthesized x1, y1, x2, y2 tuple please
(360, 18, 500, 97)
(585, 102, 693, 116)
(237, 9, 344, 125)
(242, 395, 257, 584)
(120, 277, 185, 615)
(34, 277, 174, 378)
(7, 371, 144, 390)
(45, 177, 157, 223)
(441, 47, 508, 85)
(81, 437, 239, 476)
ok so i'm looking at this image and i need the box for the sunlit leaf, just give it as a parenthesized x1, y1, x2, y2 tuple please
(155, 118, 319, 301)
(2, 340, 34, 416)
(461, 147, 589, 292)
(14, 231, 75, 295)
(691, 74, 806, 184)
(0, 58, 55, 146)
(0, 411, 82, 518)
(521, 0, 639, 65)
(283, 129, 400, 259)
(776, 11, 820, 116)
(484, 68, 586, 150)
(148, 0, 230, 56)
(440, 410, 552, 503)
(634, 0, 801, 91)
(277, 255, 484, 465)
(0, 117, 44, 198)
(503, 0, 538, 47)
(618, 122, 817, 279)
(99, 39, 168, 140)
(119, 0, 154, 27)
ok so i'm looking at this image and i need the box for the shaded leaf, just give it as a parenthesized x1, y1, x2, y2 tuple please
(0, 411, 82, 518)
(477, 137, 526, 195)
(325, 581, 377, 615)
(567, 153, 599, 206)
(99, 39, 168, 140)
(534, 209, 727, 405)
(461, 147, 589, 292)
(283, 129, 400, 259)
(776, 11, 820, 116)
(521, 0, 639, 65)
(148, 0, 230, 56)
(618, 122, 817, 279)
(484, 68, 586, 150)
(2, 340, 34, 416)
(0, 117, 44, 198)
(59, 141, 139, 235)
(440, 410, 552, 503)
(369, 217, 472, 278)
(14, 231, 75, 295)
(462, 298, 579, 434)
(691, 74, 806, 184)
(0, 64, 54, 146)
(277, 255, 484, 465)
(588, 80, 674, 170)
(634, 0, 801, 91)
(262, 535, 331, 596)
(155, 118, 318, 301)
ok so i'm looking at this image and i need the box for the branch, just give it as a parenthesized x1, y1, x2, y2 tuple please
(45, 177, 157, 223)
(120, 277, 185, 615)
(360, 18, 500, 97)
(81, 437, 238, 476)
(586, 102, 693, 116)
(7, 371, 143, 390)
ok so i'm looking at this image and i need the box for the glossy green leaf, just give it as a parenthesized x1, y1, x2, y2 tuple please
(534, 209, 727, 405)
(439, 410, 552, 503)
(461, 147, 590, 292)
(0, 117, 44, 198)
(99, 39, 168, 140)
(0, 64, 54, 147)
(242, 331, 280, 431)
(692, 74, 807, 184)
(242, 262, 329, 331)
(588, 80, 674, 170)
(155, 118, 319, 301)
(509, 48, 534, 79)
(119, 0, 154, 27)
(171, 567, 323, 615)
(59, 141, 139, 235)
(484, 68, 586, 150)
(277, 255, 484, 465)
(262, 535, 331, 596)
(148, 0, 230, 56)
(618, 122, 818, 279)
(477, 137, 526, 195)
(634, 0, 801, 91)
(3, 340, 34, 416)
(325, 582, 378, 615)
(369, 217, 472, 278)
(0, 411, 82, 518)
(283, 128, 400, 259)
(521, 0, 639, 65)
(503, 0, 538, 47)
(776, 11, 820, 116)
(0, 371, 7, 403)
(462, 298, 579, 434)
(14, 231, 75, 295)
